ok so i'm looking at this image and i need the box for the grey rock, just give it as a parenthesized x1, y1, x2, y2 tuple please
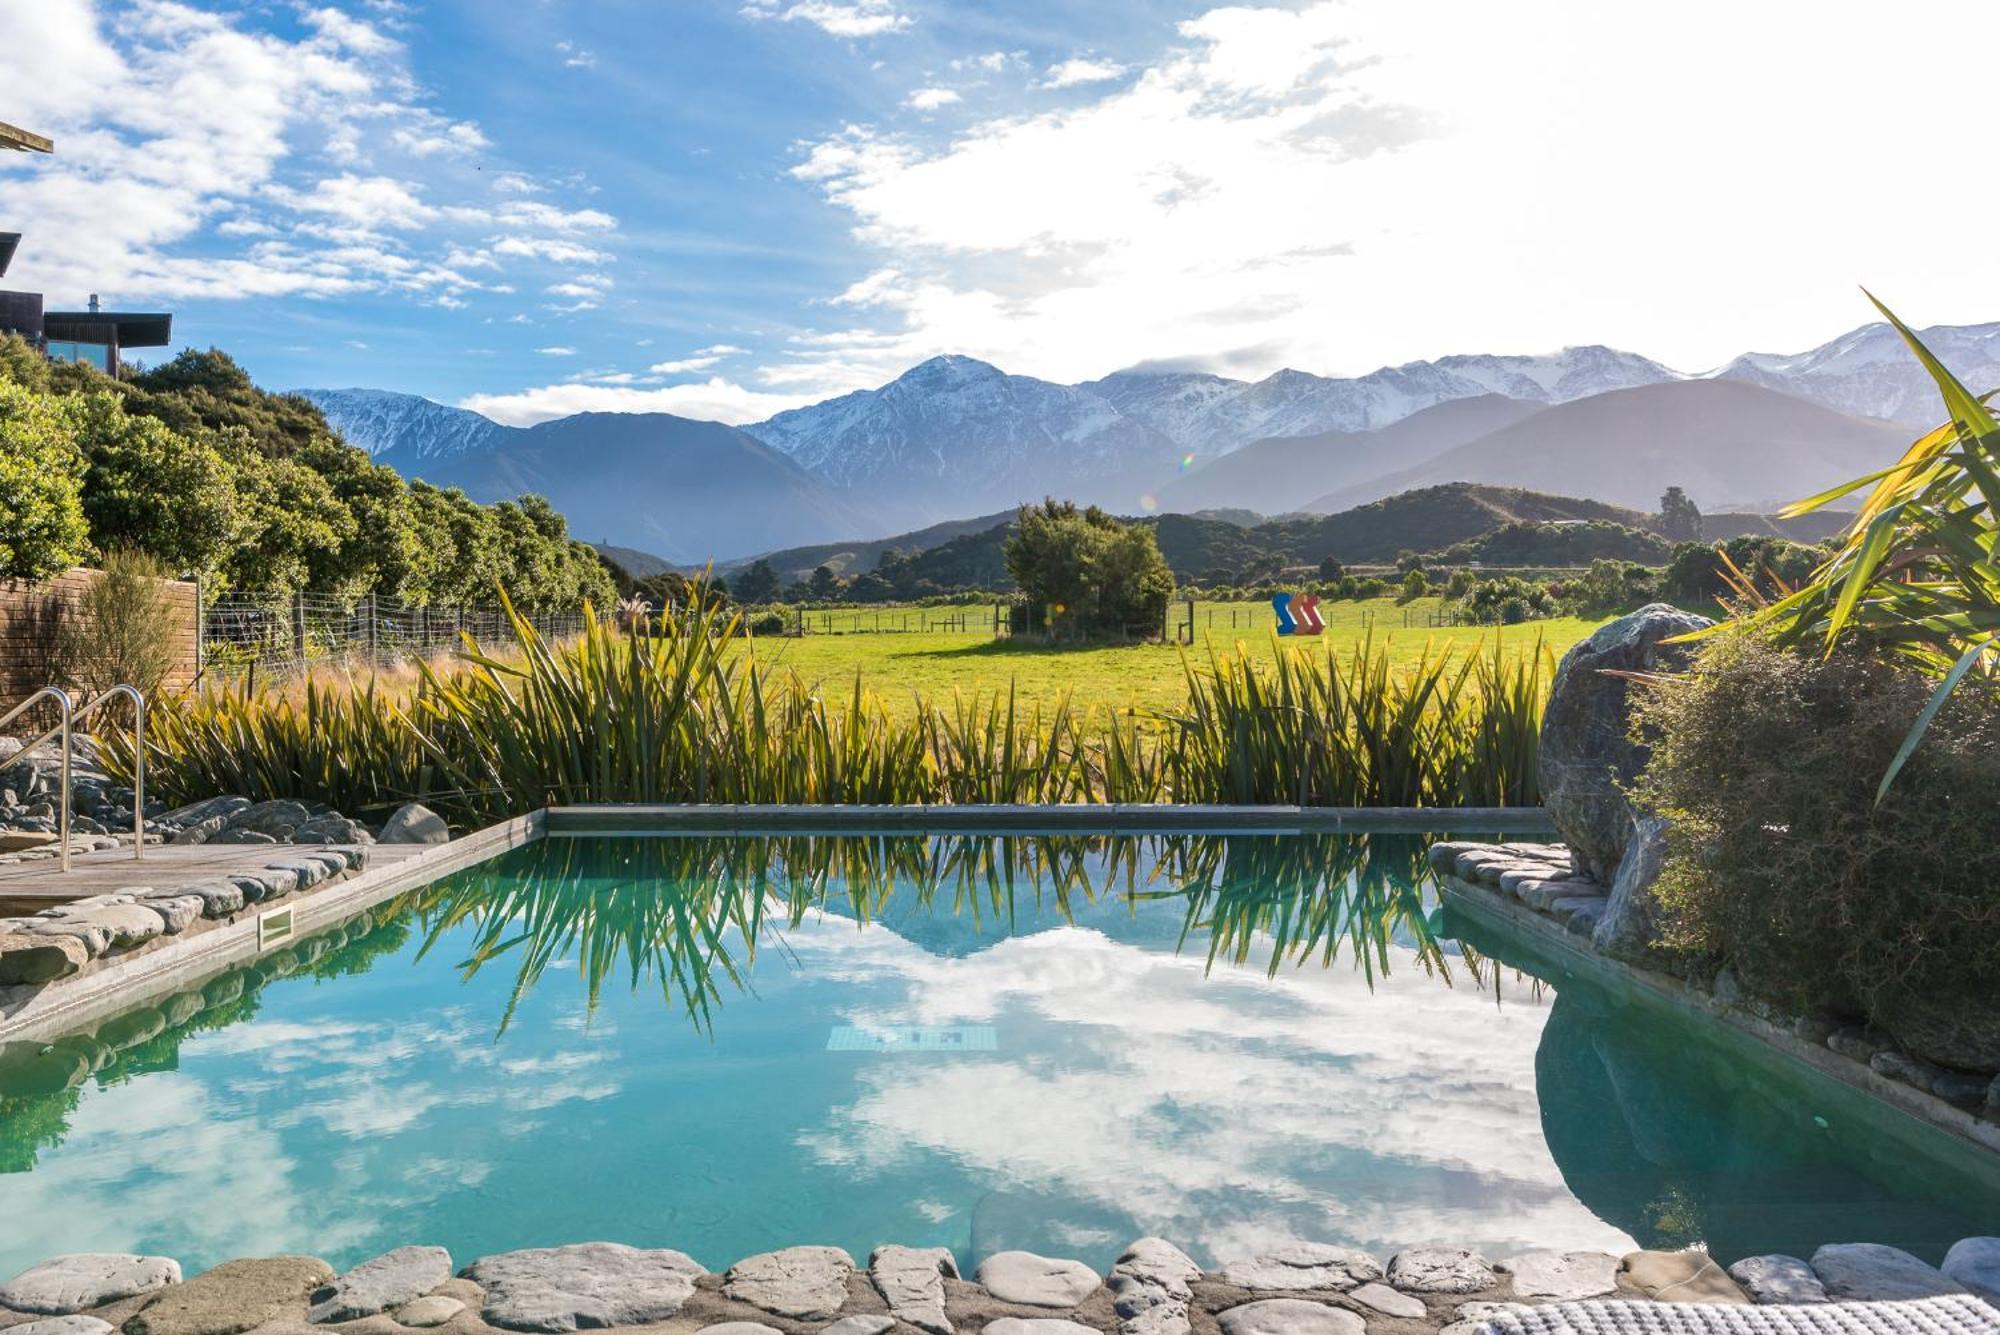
(868, 1245, 956, 1334)
(1221, 1244, 1381, 1293)
(466, 1243, 706, 1333)
(396, 1296, 466, 1328)
(381, 802, 450, 844)
(0, 1253, 182, 1314)
(125, 1255, 333, 1335)
(6, 1318, 116, 1335)
(1454, 1304, 1528, 1324)
(1385, 1249, 1496, 1295)
(1875, 994, 2000, 1073)
(161, 991, 205, 1026)
(0, 931, 89, 984)
(309, 1245, 453, 1323)
(1109, 1239, 1200, 1335)
(143, 895, 206, 935)
(1932, 1071, 1992, 1109)
(1538, 603, 1712, 882)
(225, 799, 314, 838)
(1119, 1308, 1190, 1335)
(38, 903, 168, 952)
(1427, 841, 1477, 872)
(210, 830, 278, 845)
(1500, 1252, 1618, 1302)
(821, 1318, 895, 1335)
(1346, 1283, 1425, 1318)
(1828, 1027, 1896, 1064)
(1809, 1243, 1965, 1301)
(976, 1252, 1100, 1308)
(1593, 813, 1673, 956)
(1942, 1238, 2000, 1305)
(224, 871, 290, 904)
(1216, 1300, 1364, 1335)
(724, 1247, 854, 1321)
(295, 814, 375, 845)
(176, 880, 247, 918)
(1871, 1050, 1947, 1089)
(983, 1323, 1099, 1335)
(160, 795, 250, 827)
(265, 859, 329, 890)
(1726, 1256, 1826, 1305)
(698, 1326, 784, 1335)
(1551, 895, 1607, 934)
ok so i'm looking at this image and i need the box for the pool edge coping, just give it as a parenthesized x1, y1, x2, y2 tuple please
(1437, 868, 2000, 1159)
(0, 811, 544, 1046)
(543, 802, 1558, 834)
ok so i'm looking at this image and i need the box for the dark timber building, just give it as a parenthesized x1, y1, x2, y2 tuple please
(0, 121, 173, 374)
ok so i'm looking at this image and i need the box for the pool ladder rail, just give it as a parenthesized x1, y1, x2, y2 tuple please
(0, 683, 149, 875)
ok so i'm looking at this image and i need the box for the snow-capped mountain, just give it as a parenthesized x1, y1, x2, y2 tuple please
(1716, 321, 2000, 426)
(297, 388, 507, 460)
(743, 355, 1179, 519)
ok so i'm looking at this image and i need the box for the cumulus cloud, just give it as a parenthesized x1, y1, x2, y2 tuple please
(536, 345, 578, 356)
(741, 0, 911, 38)
(0, 0, 616, 310)
(555, 40, 596, 69)
(459, 377, 816, 426)
(1040, 57, 1127, 88)
(904, 87, 961, 112)
(648, 344, 748, 375)
(771, 0, 2000, 393)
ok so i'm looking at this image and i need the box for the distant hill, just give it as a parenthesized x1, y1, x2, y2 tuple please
(1155, 395, 1547, 516)
(1309, 380, 1913, 515)
(592, 543, 678, 580)
(718, 510, 1016, 584)
(375, 410, 878, 565)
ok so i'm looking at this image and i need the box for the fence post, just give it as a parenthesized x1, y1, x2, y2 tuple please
(366, 592, 378, 663)
(194, 575, 205, 674)
(291, 590, 307, 666)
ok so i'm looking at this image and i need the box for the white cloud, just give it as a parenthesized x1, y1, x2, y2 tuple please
(1041, 57, 1127, 89)
(951, 51, 1022, 74)
(773, 0, 2000, 392)
(460, 377, 816, 426)
(0, 0, 615, 309)
(905, 87, 961, 112)
(536, 345, 577, 356)
(741, 0, 912, 38)
(555, 40, 596, 69)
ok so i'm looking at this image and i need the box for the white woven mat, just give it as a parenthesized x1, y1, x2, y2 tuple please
(1479, 1298, 2000, 1335)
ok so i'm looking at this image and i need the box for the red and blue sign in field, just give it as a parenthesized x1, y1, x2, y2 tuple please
(1271, 592, 1325, 635)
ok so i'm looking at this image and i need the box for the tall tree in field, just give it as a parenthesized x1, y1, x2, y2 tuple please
(1658, 485, 1704, 541)
(733, 559, 782, 604)
(1005, 499, 1174, 636)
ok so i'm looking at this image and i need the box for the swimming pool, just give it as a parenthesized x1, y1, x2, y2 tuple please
(1, 830, 1996, 1278)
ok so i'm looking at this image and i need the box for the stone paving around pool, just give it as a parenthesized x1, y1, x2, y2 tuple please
(1, 1238, 1996, 1335)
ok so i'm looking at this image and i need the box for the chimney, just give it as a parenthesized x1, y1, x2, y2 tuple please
(88, 293, 100, 313)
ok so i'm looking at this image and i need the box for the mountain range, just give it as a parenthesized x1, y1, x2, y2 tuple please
(301, 318, 2000, 562)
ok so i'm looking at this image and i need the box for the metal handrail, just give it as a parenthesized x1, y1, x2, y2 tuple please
(15, 684, 147, 865)
(0, 686, 75, 873)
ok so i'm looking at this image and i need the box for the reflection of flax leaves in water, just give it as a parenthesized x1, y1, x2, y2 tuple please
(1138, 834, 1457, 985)
(408, 833, 1468, 1033)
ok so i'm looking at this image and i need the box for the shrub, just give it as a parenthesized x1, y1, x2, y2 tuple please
(0, 381, 91, 579)
(1632, 630, 2000, 1025)
(1005, 499, 1173, 637)
(51, 548, 185, 699)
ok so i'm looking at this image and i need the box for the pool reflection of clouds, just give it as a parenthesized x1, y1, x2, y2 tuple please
(788, 912, 1635, 1262)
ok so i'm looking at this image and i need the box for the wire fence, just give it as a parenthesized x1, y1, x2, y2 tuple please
(200, 592, 589, 681)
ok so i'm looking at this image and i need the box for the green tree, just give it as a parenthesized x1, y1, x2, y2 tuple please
(298, 437, 422, 602)
(733, 559, 782, 604)
(0, 333, 50, 392)
(1397, 568, 1430, 604)
(0, 382, 91, 579)
(1317, 555, 1344, 581)
(1005, 499, 1174, 636)
(72, 395, 238, 577)
(224, 454, 355, 594)
(1658, 485, 1704, 541)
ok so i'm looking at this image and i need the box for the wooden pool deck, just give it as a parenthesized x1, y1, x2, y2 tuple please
(0, 841, 433, 916)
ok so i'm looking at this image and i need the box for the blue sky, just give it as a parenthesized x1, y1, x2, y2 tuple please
(6, 0, 2000, 425)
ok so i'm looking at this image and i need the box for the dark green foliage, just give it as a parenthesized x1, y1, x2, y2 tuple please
(0, 381, 91, 578)
(1431, 520, 1669, 568)
(732, 558, 782, 604)
(1317, 555, 1344, 581)
(1562, 558, 1657, 615)
(1658, 485, 1703, 541)
(1004, 499, 1174, 637)
(0, 345, 612, 609)
(1453, 574, 1560, 623)
(1633, 631, 2000, 1026)
(1661, 536, 1827, 604)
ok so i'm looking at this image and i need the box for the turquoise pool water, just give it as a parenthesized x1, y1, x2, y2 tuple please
(1, 832, 1997, 1278)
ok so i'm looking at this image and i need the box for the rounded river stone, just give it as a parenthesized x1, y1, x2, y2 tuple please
(984, 1322, 1099, 1335)
(125, 1255, 333, 1335)
(1221, 1245, 1381, 1293)
(976, 1252, 1100, 1308)
(1810, 1244, 1964, 1302)
(0, 1254, 182, 1315)
(395, 1297, 466, 1328)
(1216, 1300, 1364, 1335)
(1499, 1251, 1618, 1302)
(465, 1242, 705, 1332)
(309, 1246, 454, 1323)
(723, 1246, 855, 1320)
(1385, 1249, 1496, 1296)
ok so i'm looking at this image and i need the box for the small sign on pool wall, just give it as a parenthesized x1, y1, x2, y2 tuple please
(827, 1025, 998, 1052)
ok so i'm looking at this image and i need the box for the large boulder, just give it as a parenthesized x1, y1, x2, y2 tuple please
(1592, 813, 1672, 957)
(1539, 603, 1712, 882)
